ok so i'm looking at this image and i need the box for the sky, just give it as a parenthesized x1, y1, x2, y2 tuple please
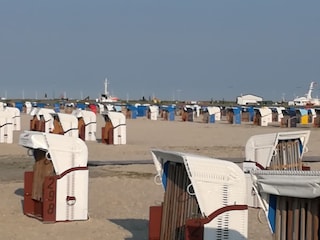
(1, 1, 320, 102)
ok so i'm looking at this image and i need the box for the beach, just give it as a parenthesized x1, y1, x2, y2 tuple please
(1, 113, 320, 240)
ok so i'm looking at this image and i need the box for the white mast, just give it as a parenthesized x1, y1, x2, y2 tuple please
(306, 82, 316, 100)
(104, 78, 109, 96)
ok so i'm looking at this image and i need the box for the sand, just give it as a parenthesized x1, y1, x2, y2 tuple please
(1, 112, 320, 240)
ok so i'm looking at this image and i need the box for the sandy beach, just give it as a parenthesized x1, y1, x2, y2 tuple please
(1, 112, 320, 240)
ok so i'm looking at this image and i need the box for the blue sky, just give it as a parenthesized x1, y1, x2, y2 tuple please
(1, 1, 320, 102)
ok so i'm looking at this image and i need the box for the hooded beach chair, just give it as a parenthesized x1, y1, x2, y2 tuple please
(244, 130, 315, 238)
(245, 130, 310, 170)
(50, 112, 78, 138)
(101, 111, 126, 145)
(251, 170, 320, 239)
(5, 106, 21, 131)
(243, 130, 310, 208)
(0, 109, 14, 143)
(72, 109, 97, 141)
(19, 131, 89, 223)
(149, 150, 248, 240)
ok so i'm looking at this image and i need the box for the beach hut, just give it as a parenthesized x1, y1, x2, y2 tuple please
(226, 107, 241, 124)
(168, 106, 176, 121)
(101, 111, 126, 145)
(193, 104, 201, 118)
(242, 106, 254, 122)
(313, 109, 320, 127)
(24, 101, 33, 114)
(295, 108, 309, 125)
(251, 170, 320, 239)
(202, 107, 215, 123)
(182, 105, 194, 122)
(50, 113, 78, 138)
(29, 107, 40, 131)
(307, 108, 316, 124)
(149, 150, 248, 240)
(96, 103, 105, 114)
(253, 107, 272, 127)
(19, 131, 89, 223)
(137, 105, 148, 117)
(270, 107, 285, 123)
(126, 105, 138, 119)
(88, 104, 97, 114)
(0, 108, 14, 143)
(72, 109, 97, 141)
(281, 108, 297, 128)
(160, 105, 175, 121)
(148, 105, 159, 120)
(15, 102, 24, 112)
(38, 108, 55, 133)
(211, 106, 221, 121)
(205, 106, 221, 123)
(29, 108, 55, 133)
(4, 106, 21, 131)
(245, 130, 310, 169)
(0, 102, 5, 111)
(76, 102, 86, 110)
(243, 130, 310, 209)
(53, 103, 60, 113)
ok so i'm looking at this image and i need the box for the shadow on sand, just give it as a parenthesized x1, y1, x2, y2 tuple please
(109, 218, 149, 240)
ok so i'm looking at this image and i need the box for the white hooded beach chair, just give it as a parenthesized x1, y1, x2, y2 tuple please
(149, 150, 248, 240)
(29, 107, 55, 132)
(38, 108, 55, 133)
(37, 108, 55, 132)
(245, 130, 310, 169)
(19, 131, 89, 223)
(0, 102, 5, 110)
(243, 130, 310, 208)
(5, 107, 21, 131)
(254, 107, 272, 126)
(149, 105, 159, 120)
(0, 109, 14, 143)
(72, 109, 97, 141)
(308, 108, 316, 124)
(50, 112, 78, 138)
(207, 106, 221, 121)
(271, 107, 285, 123)
(251, 170, 320, 239)
(24, 101, 33, 114)
(101, 111, 126, 145)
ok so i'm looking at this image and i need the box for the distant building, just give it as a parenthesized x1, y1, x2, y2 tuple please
(236, 94, 263, 105)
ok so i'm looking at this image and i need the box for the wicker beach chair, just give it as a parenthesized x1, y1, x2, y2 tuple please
(149, 150, 248, 240)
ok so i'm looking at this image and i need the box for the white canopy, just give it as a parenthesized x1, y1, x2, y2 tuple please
(252, 170, 320, 199)
(245, 130, 310, 168)
(19, 131, 88, 175)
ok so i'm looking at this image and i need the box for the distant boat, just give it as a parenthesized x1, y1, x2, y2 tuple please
(97, 78, 119, 103)
(289, 82, 320, 106)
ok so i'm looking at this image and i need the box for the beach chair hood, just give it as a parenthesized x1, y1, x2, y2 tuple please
(251, 170, 320, 199)
(151, 149, 247, 217)
(19, 131, 88, 175)
(245, 130, 310, 168)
